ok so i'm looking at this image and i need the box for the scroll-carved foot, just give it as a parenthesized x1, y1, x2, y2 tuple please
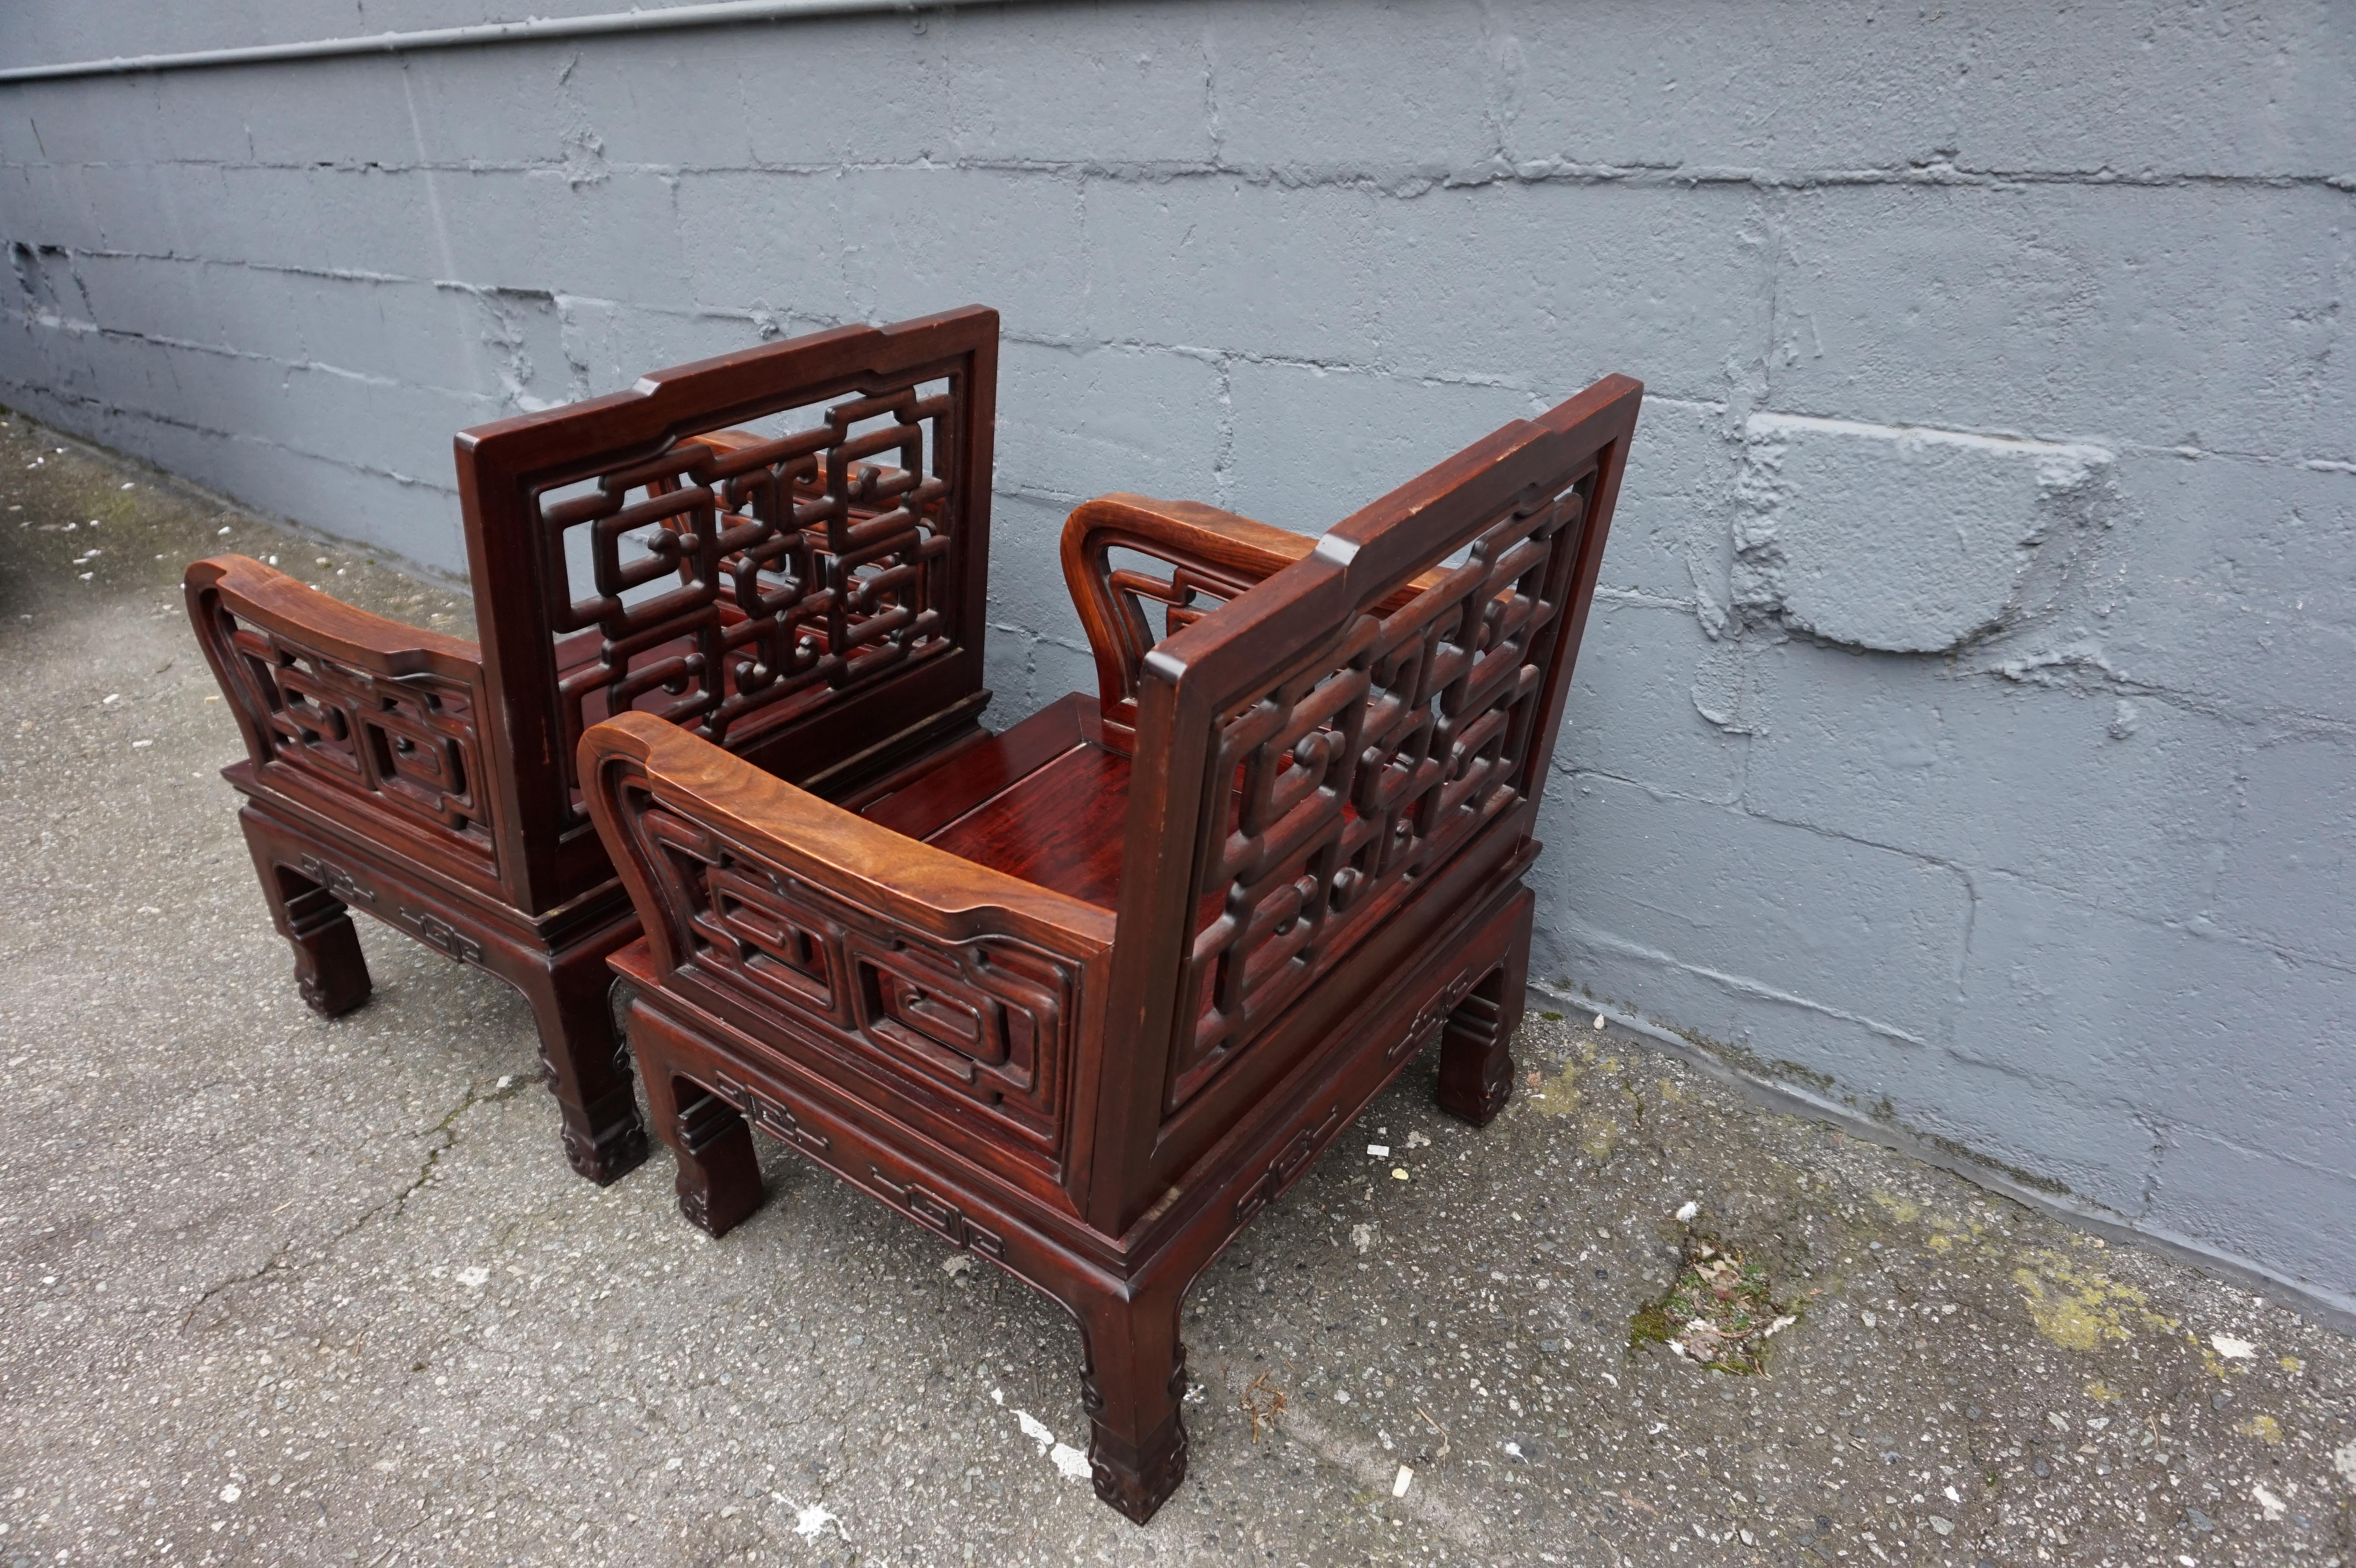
(1076, 1284, 1189, 1524)
(524, 962, 650, 1185)
(559, 1085, 653, 1186)
(1434, 898, 1531, 1129)
(670, 1088, 765, 1237)
(1089, 1396, 1189, 1524)
(1434, 971, 1515, 1127)
(276, 873, 371, 1017)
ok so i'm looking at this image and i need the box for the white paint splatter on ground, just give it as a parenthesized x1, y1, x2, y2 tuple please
(1012, 1409, 1092, 1483)
(788, 1501, 845, 1541)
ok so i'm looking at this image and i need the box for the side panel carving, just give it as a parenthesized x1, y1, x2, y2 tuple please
(625, 792, 1077, 1159)
(209, 604, 495, 869)
(1173, 473, 1593, 1111)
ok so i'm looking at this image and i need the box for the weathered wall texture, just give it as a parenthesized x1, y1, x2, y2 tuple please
(3, 2, 2351, 1311)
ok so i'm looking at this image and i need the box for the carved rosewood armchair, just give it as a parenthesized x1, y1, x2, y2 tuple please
(583, 374, 1641, 1520)
(185, 309, 1000, 1184)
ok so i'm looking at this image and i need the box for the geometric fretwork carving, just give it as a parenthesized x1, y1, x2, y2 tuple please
(630, 794, 1074, 1158)
(212, 605, 494, 866)
(710, 1069, 830, 1154)
(541, 378, 965, 813)
(868, 1167, 1006, 1257)
(1232, 1103, 1340, 1223)
(1171, 469, 1595, 1110)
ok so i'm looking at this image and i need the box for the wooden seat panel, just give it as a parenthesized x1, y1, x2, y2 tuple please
(854, 691, 1132, 911)
(920, 740, 1131, 911)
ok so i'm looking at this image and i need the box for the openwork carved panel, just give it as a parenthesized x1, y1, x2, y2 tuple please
(1171, 469, 1597, 1109)
(212, 606, 494, 866)
(627, 791, 1073, 1156)
(540, 377, 967, 812)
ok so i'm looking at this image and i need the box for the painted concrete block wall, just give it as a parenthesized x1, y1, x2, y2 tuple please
(3, 2, 2351, 1310)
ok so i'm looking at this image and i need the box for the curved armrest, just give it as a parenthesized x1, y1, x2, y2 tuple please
(583, 711, 1115, 984)
(1061, 495, 1322, 741)
(185, 555, 481, 674)
(1060, 495, 1451, 742)
(184, 555, 497, 860)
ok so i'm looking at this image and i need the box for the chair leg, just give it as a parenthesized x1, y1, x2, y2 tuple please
(662, 1081, 768, 1239)
(516, 950, 650, 1186)
(1434, 905, 1530, 1128)
(1074, 1282, 1190, 1525)
(245, 835, 371, 1018)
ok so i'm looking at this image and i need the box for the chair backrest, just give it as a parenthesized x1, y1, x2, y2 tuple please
(1090, 375, 1641, 1220)
(460, 307, 998, 914)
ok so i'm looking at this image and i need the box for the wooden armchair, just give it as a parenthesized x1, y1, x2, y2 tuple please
(583, 374, 1642, 1520)
(185, 309, 1001, 1184)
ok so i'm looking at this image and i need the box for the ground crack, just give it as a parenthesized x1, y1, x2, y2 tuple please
(180, 1074, 533, 1328)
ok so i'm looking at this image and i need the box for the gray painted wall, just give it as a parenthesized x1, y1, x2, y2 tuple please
(4, 2, 2351, 1312)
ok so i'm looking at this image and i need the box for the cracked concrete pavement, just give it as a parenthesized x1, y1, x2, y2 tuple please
(2, 411, 2352, 1566)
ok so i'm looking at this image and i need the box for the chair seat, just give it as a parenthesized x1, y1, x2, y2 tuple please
(859, 692, 1129, 910)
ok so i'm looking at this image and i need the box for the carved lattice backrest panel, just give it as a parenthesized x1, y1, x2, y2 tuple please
(1168, 469, 1594, 1110)
(536, 375, 964, 813)
(620, 788, 1074, 1162)
(210, 604, 495, 867)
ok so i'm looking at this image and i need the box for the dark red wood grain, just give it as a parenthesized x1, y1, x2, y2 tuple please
(186, 309, 1003, 1183)
(586, 373, 1643, 1521)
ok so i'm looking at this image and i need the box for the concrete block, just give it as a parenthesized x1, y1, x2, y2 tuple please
(59, 161, 193, 258)
(1954, 873, 2356, 1177)
(942, 3, 1213, 166)
(2211, 735, 2356, 965)
(979, 488, 1094, 724)
(63, 251, 207, 350)
(433, 169, 694, 303)
(740, 17, 955, 168)
(1737, 413, 2115, 653)
(1591, 395, 1741, 609)
(2145, 1131, 2356, 1298)
(1744, 644, 2240, 923)
(1554, 601, 1748, 806)
(1084, 176, 1768, 400)
(1773, 182, 2354, 460)
(1894, 1055, 2158, 1216)
(2, 75, 171, 165)
(197, 164, 449, 279)
(996, 339, 1224, 503)
(543, 28, 762, 172)
(1222, 357, 1536, 533)
(1205, 2, 1498, 180)
(2096, 452, 2356, 725)
(676, 170, 854, 322)
(0, 96, 54, 166)
(396, 44, 585, 170)
(270, 361, 497, 484)
(224, 55, 424, 169)
(1534, 770, 1973, 1048)
(1534, 907, 1935, 1106)
(839, 167, 1089, 345)
(554, 300, 773, 398)
(1496, 0, 2354, 178)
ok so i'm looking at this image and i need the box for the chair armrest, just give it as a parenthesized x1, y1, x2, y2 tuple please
(1060, 495, 1322, 742)
(184, 555, 498, 864)
(1061, 495, 1449, 742)
(583, 710, 1115, 978)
